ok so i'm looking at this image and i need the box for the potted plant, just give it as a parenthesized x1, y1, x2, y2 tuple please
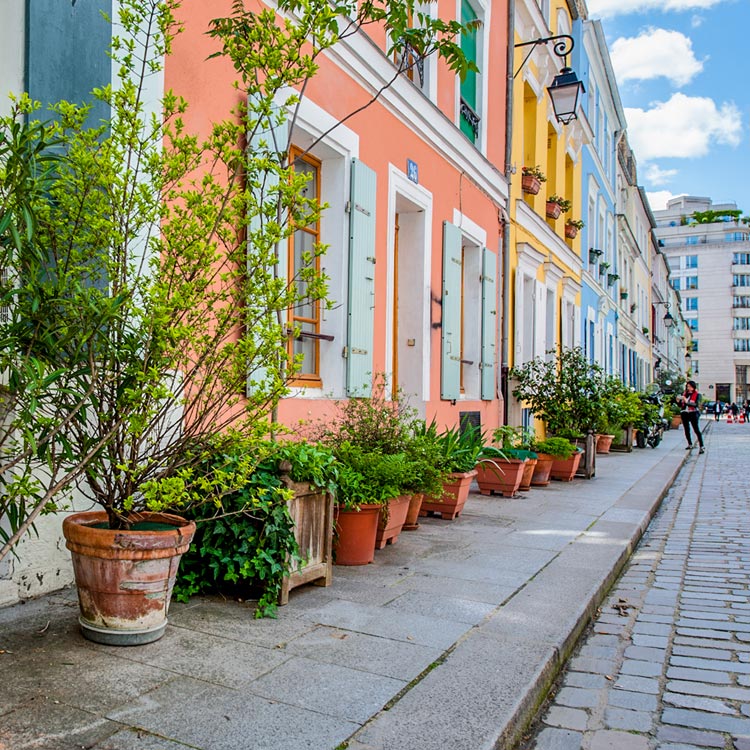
(401, 424, 449, 530)
(565, 218, 584, 239)
(546, 195, 572, 219)
(588, 247, 604, 265)
(521, 165, 546, 195)
(620, 291, 629, 300)
(474, 445, 527, 498)
(420, 423, 482, 520)
(533, 437, 580, 483)
(608, 273, 620, 286)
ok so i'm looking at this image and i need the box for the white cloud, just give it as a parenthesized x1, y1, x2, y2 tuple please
(587, 0, 724, 18)
(647, 191, 677, 210)
(625, 93, 742, 161)
(690, 14, 705, 26)
(610, 29, 704, 87)
(645, 164, 678, 186)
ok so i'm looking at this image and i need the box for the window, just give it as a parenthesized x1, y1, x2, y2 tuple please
(671, 278, 681, 291)
(684, 276, 698, 290)
(734, 296, 750, 308)
(687, 319, 698, 332)
(684, 255, 698, 269)
(734, 339, 750, 352)
(288, 147, 322, 385)
(684, 297, 698, 312)
(734, 253, 750, 265)
(726, 233, 748, 242)
(690, 340, 698, 352)
(685, 236, 698, 245)
(459, 0, 480, 143)
(734, 317, 750, 330)
(734, 274, 750, 287)
(394, 9, 427, 92)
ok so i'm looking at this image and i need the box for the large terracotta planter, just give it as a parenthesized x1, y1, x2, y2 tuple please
(671, 414, 683, 429)
(596, 434, 615, 454)
(519, 458, 537, 491)
(474, 459, 526, 498)
(403, 493, 424, 531)
(333, 503, 381, 566)
(375, 494, 411, 549)
(420, 470, 477, 520)
(531, 454, 554, 486)
(62, 510, 196, 646)
(278, 472, 333, 605)
(550, 451, 583, 482)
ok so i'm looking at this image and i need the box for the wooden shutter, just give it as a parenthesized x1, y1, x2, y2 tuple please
(346, 159, 377, 398)
(480, 248, 497, 400)
(441, 222, 462, 400)
(246, 100, 289, 397)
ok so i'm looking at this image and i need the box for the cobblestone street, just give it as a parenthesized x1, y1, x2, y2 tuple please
(527, 419, 750, 750)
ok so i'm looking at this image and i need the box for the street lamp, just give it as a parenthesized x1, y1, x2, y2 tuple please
(663, 310, 676, 329)
(514, 34, 585, 125)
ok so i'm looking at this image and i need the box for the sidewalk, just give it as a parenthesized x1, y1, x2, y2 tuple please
(0, 428, 695, 750)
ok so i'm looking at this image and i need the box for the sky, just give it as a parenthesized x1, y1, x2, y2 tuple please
(585, 0, 749, 214)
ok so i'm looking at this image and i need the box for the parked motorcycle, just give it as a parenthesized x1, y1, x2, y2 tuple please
(635, 384, 669, 449)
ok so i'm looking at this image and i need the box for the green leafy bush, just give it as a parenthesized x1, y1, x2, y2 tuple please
(533, 437, 576, 459)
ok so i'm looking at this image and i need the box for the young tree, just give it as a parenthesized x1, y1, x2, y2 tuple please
(0, 0, 476, 548)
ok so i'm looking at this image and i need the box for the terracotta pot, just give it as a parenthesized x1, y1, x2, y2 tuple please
(375, 494, 411, 549)
(474, 459, 526, 498)
(420, 470, 478, 520)
(403, 493, 424, 531)
(596, 434, 615, 454)
(62, 511, 196, 646)
(333, 503, 381, 566)
(521, 174, 541, 195)
(550, 451, 583, 482)
(671, 414, 683, 429)
(565, 224, 578, 239)
(546, 202, 562, 219)
(518, 458, 537, 491)
(531, 454, 554, 486)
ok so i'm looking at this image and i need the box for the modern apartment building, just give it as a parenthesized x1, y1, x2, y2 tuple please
(653, 196, 750, 404)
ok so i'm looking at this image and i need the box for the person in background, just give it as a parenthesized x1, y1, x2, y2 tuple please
(731, 402, 740, 420)
(714, 401, 722, 421)
(678, 380, 705, 454)
(744, 400, 750, 423)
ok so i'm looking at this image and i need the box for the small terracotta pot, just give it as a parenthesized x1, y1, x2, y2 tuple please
(62, 511, 195, 646)
(521, 174, 541, 195)
(420, 470, 477, 520)
(565, 224, 578, 239)
(333, 503, 381, 566)
(518, 458, 537, 491)
(474, 459, 526, 498)
(403, 493, 424, 531)
(531, 454, 554, 486)
(375, 494, 411, 549)
(546, 202, 562, 219)
(550, 451, 582, 482)
(596, 434, 615, 454)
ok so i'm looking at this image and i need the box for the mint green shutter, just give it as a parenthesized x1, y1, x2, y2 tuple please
(246, 100, 289, 397)
(481, 248, 497, 400)
(460, 0, 478, 142)
(441, 222, 462, 400)
(346, 159, 377, 397)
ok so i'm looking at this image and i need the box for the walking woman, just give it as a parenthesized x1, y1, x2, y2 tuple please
(678, 380, 705, 454)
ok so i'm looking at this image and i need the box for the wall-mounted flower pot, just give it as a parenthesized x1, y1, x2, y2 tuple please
(546, 202, 562, 219)
(522, 174, 541, 195)
(375, 494, 411, 549)
(420, 470, 477, 520)
(565, 224, 578, 239)
(474, 458, 526, 498)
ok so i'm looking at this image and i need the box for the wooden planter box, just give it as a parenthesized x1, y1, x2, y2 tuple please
(610, 425, 634, 453)
(420, 470, 477, 520)
(279, 465, 334, 603)
(474, 458, 526, 498)
(574, 432, 596, 478)
(521, 174, 541, 195)
(546, 201, 562, 219)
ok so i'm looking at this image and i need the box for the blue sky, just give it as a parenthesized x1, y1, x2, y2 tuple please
(586, 0, 749, 214)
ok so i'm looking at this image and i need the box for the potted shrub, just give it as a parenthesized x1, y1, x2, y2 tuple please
(420, 423, 482, 520)
(533, 437, 580, 483)
(546, 195, 572, 219)
(401, 424, 449, 530)
(474, 446, 527, 498)
(565, 218, 584, 239)
(521, 165, 546, 195)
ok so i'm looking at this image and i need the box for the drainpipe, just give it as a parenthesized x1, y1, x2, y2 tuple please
(500, 0, 516, 426)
